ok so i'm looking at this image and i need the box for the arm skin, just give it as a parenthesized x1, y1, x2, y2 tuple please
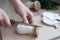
(9, 0, 34, 24)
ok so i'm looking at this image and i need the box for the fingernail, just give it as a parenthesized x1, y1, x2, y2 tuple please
(24, 21, 29, 24)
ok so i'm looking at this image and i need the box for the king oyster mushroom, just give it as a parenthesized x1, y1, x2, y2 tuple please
(16, 24, 36, 35)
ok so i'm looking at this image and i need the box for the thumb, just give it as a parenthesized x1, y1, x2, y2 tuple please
(3, 11, 11, 27)
(4, 17, 11, 27)
(0, 8, 11, 27)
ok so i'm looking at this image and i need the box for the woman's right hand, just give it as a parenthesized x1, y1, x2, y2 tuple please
(0, 8, 11, 27)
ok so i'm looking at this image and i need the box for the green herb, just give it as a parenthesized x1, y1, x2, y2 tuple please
(31, 0, 60, 10)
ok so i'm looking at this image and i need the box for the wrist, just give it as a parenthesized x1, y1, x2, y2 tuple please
(9, 0, 22, 7)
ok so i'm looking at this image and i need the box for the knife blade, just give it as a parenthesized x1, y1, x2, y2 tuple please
(10, 19, 42, 27)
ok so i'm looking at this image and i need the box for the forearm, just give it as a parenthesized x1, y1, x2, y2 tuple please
(9, 0, 26, 15)
(9, 0, 24, 8)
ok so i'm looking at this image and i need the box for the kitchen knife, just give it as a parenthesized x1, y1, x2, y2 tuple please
(10, 19, 42, 27)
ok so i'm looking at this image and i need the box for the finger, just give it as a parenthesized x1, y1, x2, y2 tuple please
(27, 16, 34, 24)
(0, 15, 5, 26)
(0, 9, 11, 27)
(0, 19, 5, 26)
(4, 17, 11, 27)
(4, 14, 11, 27)
(22, 15, 29, 24)
(27, 12, 34, 24)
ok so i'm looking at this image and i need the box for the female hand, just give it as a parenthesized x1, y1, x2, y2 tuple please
(9, 0, 34, 24)
(14, 5, 34, 24)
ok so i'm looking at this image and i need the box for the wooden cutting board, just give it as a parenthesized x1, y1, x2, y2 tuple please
(0, 24, 36, 40)
(1, 15, 60, 40)
(0, 16, 41, 40)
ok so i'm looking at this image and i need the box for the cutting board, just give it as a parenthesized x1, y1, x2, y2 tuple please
(1, 15, 60, 40)
(0, 15, 41, 40)
(0, 15, 60, 40)
(0, 24, 36, 40)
